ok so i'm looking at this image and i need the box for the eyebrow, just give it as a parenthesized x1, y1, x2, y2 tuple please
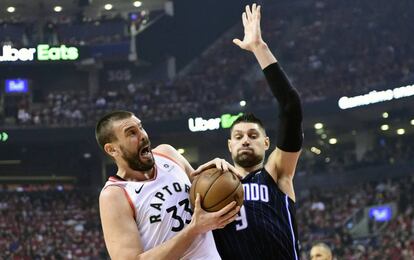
(123, 126, 134, 133)
(123, 124, 140, 133)
(234, 129, 260, 133)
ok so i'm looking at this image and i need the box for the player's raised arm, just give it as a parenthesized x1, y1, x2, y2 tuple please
(232, 4, 275, 69)
(234, 4, 303, 201)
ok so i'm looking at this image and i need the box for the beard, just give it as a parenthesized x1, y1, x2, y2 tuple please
(233, 151, 264, 168)
(120, 144, 154, 172)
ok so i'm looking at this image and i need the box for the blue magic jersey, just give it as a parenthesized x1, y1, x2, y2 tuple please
(213, 168, 299, 260)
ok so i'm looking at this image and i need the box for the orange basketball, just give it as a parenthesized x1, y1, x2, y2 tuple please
(189, 168, 244, 212)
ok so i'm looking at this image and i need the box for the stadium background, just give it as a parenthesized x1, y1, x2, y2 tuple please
(0, 0, 413, 258)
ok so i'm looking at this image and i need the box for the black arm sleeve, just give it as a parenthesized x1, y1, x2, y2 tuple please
(263, 62, 303, 152)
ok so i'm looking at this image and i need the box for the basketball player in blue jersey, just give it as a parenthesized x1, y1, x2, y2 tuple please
(212, 4, 303, 260)
(95, 111, 240, 259)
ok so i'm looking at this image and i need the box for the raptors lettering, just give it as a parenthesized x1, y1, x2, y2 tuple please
(149, 182, 191, 224)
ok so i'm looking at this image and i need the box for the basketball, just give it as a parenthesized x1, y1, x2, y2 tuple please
(189, 168, 244, 212)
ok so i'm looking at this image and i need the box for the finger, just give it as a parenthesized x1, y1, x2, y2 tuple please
(252, 3, 257, 13)
(219, 205, 240, 223)
(227, 214, 238, 224)
(218, 212, 238, 227)
(195, 163, 207, 172)
(215, 159, 222, 171)
(242, 12, 248, 27)
(257, 5, 261, 18)
(192, 166, 205, 176)
(215, 201, 237, 217)
(222, 160, 229, 172)
(195, 160, 215, 173)
(228, 164, 236, 172)
(233, 39, 242, 48)
(233, 38, 243, 48)
(224, 206, 240, 219)
(245, 5, 252, 21)
(228, 164, 243, 179)
(217, 159, 225, 171)
(191, 169, 201, 177)
(194, 193, 202, 211)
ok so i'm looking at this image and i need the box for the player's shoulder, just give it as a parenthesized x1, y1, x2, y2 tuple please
(99, 185, 136, 239)
(256, 167, 281, 189)
(153, 144, 177, 155)
(99, 185, 136, 219)
(153, 144, 186, 169)
(100, 185, 126, 205)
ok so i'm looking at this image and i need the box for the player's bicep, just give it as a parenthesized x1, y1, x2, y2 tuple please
(266, 147, 301, 179)
(265, 148, 301, 201)
(100, 186, 143, 259)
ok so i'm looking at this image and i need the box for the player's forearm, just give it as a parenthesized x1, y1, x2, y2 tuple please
(252, 42, 277, 69)
(262, 61, 303, 152)
(137, 225, 198, 260)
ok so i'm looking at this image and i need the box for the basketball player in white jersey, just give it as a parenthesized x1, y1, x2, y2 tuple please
(96, 110, 240, 259)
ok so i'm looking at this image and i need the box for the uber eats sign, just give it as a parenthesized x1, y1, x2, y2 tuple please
(188, 113, 243, 132)
(0, 44, 79, 62)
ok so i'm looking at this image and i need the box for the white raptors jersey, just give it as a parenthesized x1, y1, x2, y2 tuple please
(102, 152, 220, 260)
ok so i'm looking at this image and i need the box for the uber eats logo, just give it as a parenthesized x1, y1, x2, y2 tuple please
(0, 44, 79, 62)
(188, 113, 243, 132)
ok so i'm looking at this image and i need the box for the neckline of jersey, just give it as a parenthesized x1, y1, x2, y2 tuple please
(243, 168, 263, 180)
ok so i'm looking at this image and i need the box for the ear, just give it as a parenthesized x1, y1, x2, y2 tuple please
(104, 143, 118, 157)
(228, 138, 232, 153)
(264, 136, 270, 151)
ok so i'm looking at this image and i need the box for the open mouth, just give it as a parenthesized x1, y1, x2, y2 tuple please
(140, 145, 151, 156)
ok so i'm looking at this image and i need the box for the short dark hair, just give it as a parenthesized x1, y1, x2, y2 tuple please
(95, 110, 134, 150)
(230, 113, 266, 135)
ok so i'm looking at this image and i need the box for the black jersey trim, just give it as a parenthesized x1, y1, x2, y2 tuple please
(243, 167, 296, 205)
(242, 168, 262, 181)
(113, 175, 127, 181)
(285, 195, 299, 260)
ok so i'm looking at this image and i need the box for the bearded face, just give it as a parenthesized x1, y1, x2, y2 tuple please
(120, 142, 154, 171)
(107, 116, 156, 173)
(233, 148, 264, 168)
(229, 122, 269, 169)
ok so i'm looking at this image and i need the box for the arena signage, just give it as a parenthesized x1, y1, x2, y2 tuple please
(0, 132, 8, 142)
(368, 206, 392, 222)
(338, 83, 414, 109)
(5, 79, 29, 93)
(0, 44, 79, 62)
(188, 113, 243, 132)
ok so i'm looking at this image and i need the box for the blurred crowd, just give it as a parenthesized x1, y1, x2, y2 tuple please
(2, 0, 413, 128)
(0, 10, 155, 48)
(0, 186, 106, 259)
(297, 134, 414, 176)
(266, 0, 414, 102)
(298, 174, 414, 259)
(0, 0, 414, 260)
(1, 0, 413, 258)
(1, 173, 413, 259)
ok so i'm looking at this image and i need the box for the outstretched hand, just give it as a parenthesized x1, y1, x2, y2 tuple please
(191, 158, 243, 179)
(233, 3, 266, 52)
